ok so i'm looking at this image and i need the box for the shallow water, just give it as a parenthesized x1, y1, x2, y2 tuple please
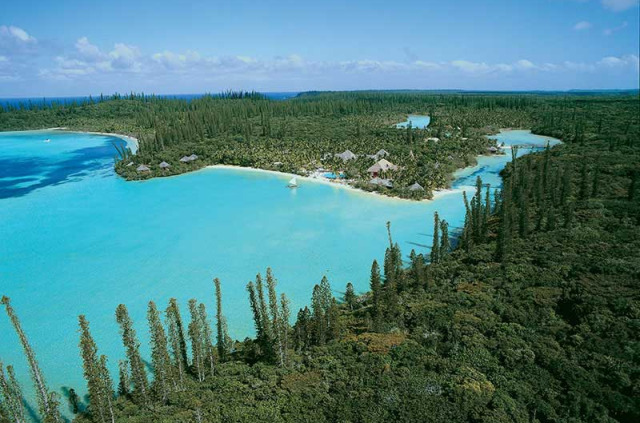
(0, 128, 557, 417)
(395, 114, 431, 129)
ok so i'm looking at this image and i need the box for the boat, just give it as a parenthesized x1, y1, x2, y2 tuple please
(44, 138, 51, 143)
(287, 177, 298, 188)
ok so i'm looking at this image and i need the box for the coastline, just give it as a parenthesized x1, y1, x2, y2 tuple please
(206, 164, 465, 203)
(46, 127, 139, 152)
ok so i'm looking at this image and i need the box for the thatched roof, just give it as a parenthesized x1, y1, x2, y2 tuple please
(409, 182, 424, 191)
(136, 165, 150, 172)
(367, 158, 398, 173)
(488, 146, 499, 153)
(369, 177, 393, 188)
(335, 150, 357, 161)
(159, 161, 171, 168)
(180, 156, 191, 162)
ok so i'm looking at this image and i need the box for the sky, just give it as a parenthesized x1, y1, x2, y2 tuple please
(0, 0, 638, 96)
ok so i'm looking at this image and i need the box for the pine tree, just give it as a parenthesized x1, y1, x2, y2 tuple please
(266, 268, 285, 367)
(165, 299, 188, 386)
(369, 260, 382, 330)
(147, 302, 173, 400)
(255, 273, 274, 356)
(213, 278, 231, 361)
(430, 212, 440, 263)
(78, 315, 115, 423)
(1, 296, 61, 423)
(0, 362, 26, 423)
(187, 299, 205, 382)
(310, 284, 326, 345)
(115, 304, 149, 404)
(198, 303, 216, 379)
(579, 161, 589, 201)
(344, 283, 356, 311)
(117, 360, 130, 397)
(439, 219, 450, 260)
(293, 307, 312, 350)
(279, 293, 291, 367)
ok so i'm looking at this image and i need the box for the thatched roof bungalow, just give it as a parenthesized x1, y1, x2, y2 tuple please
(159, 161, 171, 169)
(335, 150, 357, 162)
(136, 165, 150, 172)
(367, 159, 398, 177)
(369, 177, 393, 188)
(409, 182, 424, 191)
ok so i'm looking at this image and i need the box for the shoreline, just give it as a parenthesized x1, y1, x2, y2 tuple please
(46, 127, 140, 152)
(205, 164, 466, 203)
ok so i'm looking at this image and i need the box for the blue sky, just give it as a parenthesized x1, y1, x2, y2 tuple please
(0, 0, 638, 96)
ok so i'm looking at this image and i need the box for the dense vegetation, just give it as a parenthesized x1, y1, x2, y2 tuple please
(0, 91, 580, 199)
(1, 92, 639, 423)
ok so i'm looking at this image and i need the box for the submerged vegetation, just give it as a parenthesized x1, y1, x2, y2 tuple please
(1, 92, 639, 422)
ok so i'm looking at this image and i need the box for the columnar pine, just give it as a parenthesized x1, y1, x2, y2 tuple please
(0, 363, 26, 423)
(78, 315, 115, 423)
(266, 268, 285, 367)
(440, 219, 450, 260)
(115, 304, 149, 404)
(344, 283, 356, 311)
(117, 361, 130, 397)
(213, 278, 231, 361)
(197, 303, 216, 377)
(187, 299, 205, 382)
(279, 293, 291, 367)
(147, 301, 173, 400)
(1, 296, 61, 423)
(165, 299, 188, 386)
(430, 212, 440, 263)
(370, 260, 382, 330)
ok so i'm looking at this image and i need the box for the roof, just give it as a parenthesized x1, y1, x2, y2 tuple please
(409, 182, 424, 191)
(368, 158, 397, 173)
(488, 146, 499, 152)
(180, 154, 199, 163)
(369, 177, 393, 188)
(136, 165, 150, 172)
(427, 137, 440, 142)
(335, 150, 357, 161)
(376, 149, 389, 157)
(159, 161, 171, 168)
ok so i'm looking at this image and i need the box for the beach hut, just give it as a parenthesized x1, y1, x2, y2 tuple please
(126, 161, 134, 167)
(367, 159, 398, 177)
(375, 149, 390, 158)
(136, 165, 150, 172)
(159, 161, 171, 169)
(409, 182, 424, 191)
(427, 137, 440, 143)
(369, 177, 393, 188)
(335, 150, 357, 162)
(488, 146, 499, 154)
(188, 154, 199, 160)
(180, 156, 191, 163)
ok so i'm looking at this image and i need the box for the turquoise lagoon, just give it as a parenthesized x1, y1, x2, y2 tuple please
(0, 129, 557, 415)
(395, 114, 431, 129)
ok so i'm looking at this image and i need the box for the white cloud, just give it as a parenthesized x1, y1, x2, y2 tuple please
(603, 21, 628, 35)
(0, 25, 36, 44)
(75, 37, 106, 62)
(601, 0, 639, 11)
(573, 21, 592, 30)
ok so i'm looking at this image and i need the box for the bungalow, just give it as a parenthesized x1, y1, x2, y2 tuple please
(488, 146, 499, 154)
(159, 161, 171, 169)
(369, 177, 393, 188)
(426, 137, 440, 143)
(335, 150, 357, 162)
(136, 165, 150, 172)
(367, 158, 398, 177)
(409, 182, 424, 191)
(367, 149, 390, 160)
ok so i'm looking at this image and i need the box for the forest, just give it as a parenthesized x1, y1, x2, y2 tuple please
(5, 91, 636, 199)
(0, 91, 639, 422)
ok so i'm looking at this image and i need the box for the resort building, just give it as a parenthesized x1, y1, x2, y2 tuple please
(159, 161, 171, 169)
(180, 154, 199, 163)
(369, 177, 393, 188)
(409, 182, 424, 191)
(367, 158, 398, 177)
(136, 164, 150, 172)
(335, 150, 357, 162)
(488, 146, 499, 153)
(367, 149, 390, 160)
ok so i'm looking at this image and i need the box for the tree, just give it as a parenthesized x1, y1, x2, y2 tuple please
(117, 361, 129, 397)
(78, 315, 115, 423)
(1, 296, 61, 423)
(0, 362, 26, 423)
(147, 301, 173, 400)
(344, 282, 356, 311)
(187, 299, 205, 382)
(115, 304, 149, 404)
(165, 299, 187, 386)
(197, 303, 216, 378)
(369, 260, 383, 330)
(440, 219, 450, 260)
(430, 212, 440, 263)
(213, 278, 231, 361)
